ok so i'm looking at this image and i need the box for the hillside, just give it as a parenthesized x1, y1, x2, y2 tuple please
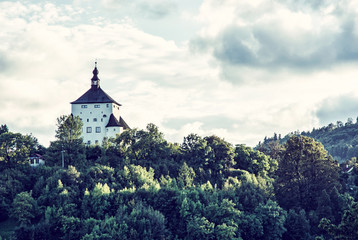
(260, 119, 358, 162)
(1, 119, 358, 239)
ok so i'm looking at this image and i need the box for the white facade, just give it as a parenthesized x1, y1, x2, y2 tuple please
(29, 154, 45, 167)
(71, 63, 129, 145)
(71, 102, 122, 145)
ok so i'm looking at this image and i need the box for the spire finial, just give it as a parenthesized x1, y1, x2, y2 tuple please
(91, 61, 100, 88)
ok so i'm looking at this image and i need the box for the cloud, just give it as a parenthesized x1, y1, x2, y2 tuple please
(163, 115, 239, 131)
(315, 95, 358, 125)
(2, 0, 358, 149)
(191, 0, 358, 83)
(101, 0, 129, 9)
(100, 0, 177, 19)
(0, 1, 216, 146)
(0, 52, 12, 72)
(138, 1, 177, 19)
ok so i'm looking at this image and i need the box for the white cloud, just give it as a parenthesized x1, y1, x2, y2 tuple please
(191, 0, 358, 81)
(2, 0, 358, 150)
(0, 1, 219, 146)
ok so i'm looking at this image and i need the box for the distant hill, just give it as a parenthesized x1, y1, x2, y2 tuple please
(259, 118, 358, 162)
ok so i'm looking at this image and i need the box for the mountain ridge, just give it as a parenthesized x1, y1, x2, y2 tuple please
(259, 118, 358, 162)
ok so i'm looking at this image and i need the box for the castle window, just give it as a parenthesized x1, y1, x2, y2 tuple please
(93, 118, 97, 122)
(86, 127, 92, 133)
(94, 105, 100, 108)
(87, 140, 91, 145)
(103, 114, 107, 118)
(81, 105, 87, 108)
(101, 118, 103, 122)
(96, 127, 101, 133)
(87, 119, 89, 122)
(106, 104, 109, 108)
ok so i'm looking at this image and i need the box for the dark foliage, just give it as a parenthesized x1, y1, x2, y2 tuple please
(0, 123, 357, 240)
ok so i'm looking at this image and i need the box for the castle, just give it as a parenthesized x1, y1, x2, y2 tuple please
(71, 63, 129, 145)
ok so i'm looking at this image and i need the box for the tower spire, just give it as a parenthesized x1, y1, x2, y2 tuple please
(91, 61, 100, 88)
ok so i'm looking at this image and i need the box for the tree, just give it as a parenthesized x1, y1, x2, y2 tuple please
(346, 117, 353, 126)
(46, 115, 85, 167)
(275, 135, 341, 211)
(0, 125, 8, 134)
(319, 201, 358, 239)
(187, 216, 215, 240)
(55, 115, 83, 143)
(203, 135, 236, 186)
(254, 200, 287, 240)
(256, 140, 283, 162)
(10, 191, 37, 225)
(178, 162, 196, 188)
(113, 123, 176, 176)
(234, 144, 277, 178)
(181, 133, 208, 167)
(337, 121, 343, 128)
(0, 131, 37, 167)
(283, 209, 311, 240)
(315, 189, 334, 221)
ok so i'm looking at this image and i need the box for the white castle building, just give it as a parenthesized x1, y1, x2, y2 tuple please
(71, 63, 129, 145)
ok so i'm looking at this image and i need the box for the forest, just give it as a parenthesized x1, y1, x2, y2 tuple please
(260, 117, 358, 163)
(0, 115, 358, 240)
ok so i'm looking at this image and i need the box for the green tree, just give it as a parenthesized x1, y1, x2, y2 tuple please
(203, 135, 236, 186)
(117, 164, 159, 190)
(10, 191, 37, 225)
(0, 131, 37, 167)
(46, 115, 85, 167)
(181, 134, 208, 167)
(319, 201, 358, 239)
(178, 162, 196, 188)
(0, 168, 32, 221)
(186, 216, 215, 240)
(254, 200, 287, 240)
(315, 189, 334, 221)
(114, 123, 177, 176)
(275, 135, 341, 211)
(283, 209, 311, 240)
(234, 144, 278, 178)
(55, 114, 83, 143)
(256, 140, 283, 161)
(0, 124, 8, 134)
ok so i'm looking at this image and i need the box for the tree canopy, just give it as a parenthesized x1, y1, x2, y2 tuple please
(275, 135, 341, 211)
(0, 122, 357, 240)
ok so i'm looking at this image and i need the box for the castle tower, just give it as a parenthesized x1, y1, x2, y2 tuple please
(71, 63, 129, 145)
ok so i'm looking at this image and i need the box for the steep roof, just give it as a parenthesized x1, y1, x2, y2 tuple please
(71, 86, 122, 105)
(106, 114, 130, 129)
(119, 116, 130, 130)
(106, 113, 120, 127)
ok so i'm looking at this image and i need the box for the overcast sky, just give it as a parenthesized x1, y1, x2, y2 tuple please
(2, 0, 358, 147)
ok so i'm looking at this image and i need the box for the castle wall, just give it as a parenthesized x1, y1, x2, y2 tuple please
(72, 102, 114, 145)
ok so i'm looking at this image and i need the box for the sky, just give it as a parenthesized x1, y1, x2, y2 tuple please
(2, 0, 358, 147)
